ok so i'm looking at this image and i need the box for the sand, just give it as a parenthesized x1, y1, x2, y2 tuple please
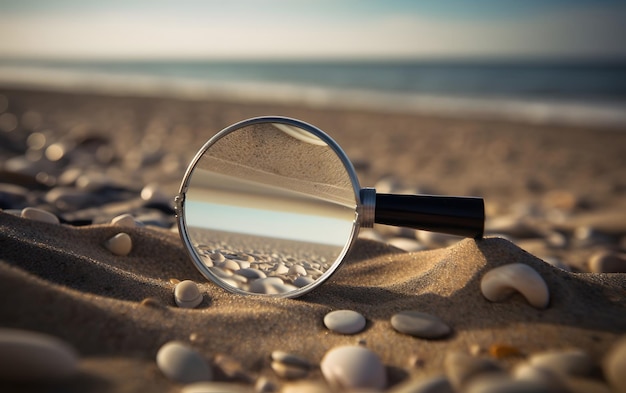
(0, 87, 625, 392)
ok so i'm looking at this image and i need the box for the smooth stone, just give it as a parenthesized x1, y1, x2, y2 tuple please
(110, 213, 137, 227)
(104, 232, 132, 256)
(390, 311, 451, 339)
(604, 337, 626, 393)
(0, 328, 78, 381)
(513, 363, 569, 392)
(175, 280, 203, 309)
(588, 251, 626, 273)
(218, 259, 241, 271)
(156, 341, 212, 383)
(249, 277, 286, 294)
(480, 263, 550, 309)
(209, 252, 226, 262)
(465, 374, 551, 393)
(444, 351, 504, 391)
(294, 276, 315, 288)
(236, 268, 267, 279)
(21, 207, 60, 224)
(280, 381, 333, 393)
(324, 310, 367, 335)
(287, 264, 307, 276)
(270, 361, 308, 379)
(271, 351, 311, 369)
(180, 382, 252, 393)
(254, 376, 277, 393)
(529, 349, 593, 377)
(387, 375, 454, 393)
(320, 345, 386, 390)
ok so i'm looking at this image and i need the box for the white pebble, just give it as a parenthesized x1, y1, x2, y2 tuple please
(21, 207, 59, 224)
(0, 328, 78, 380)
(175, 280, 203, 309)
(320, 345, 386, 390)
(156, 341, 212, 383)
(390, 311, 451, 339)
(110, 213, 137, 227)
(104, 232, 132, 256)
(480, 263, 550, 309)
(287, 264, 307, 276)
(324, 310, 367, 334)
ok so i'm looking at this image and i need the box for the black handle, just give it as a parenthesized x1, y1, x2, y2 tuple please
(375, 194, 484, 239)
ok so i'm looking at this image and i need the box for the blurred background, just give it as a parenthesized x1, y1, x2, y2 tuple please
(1, 0, 626, 128)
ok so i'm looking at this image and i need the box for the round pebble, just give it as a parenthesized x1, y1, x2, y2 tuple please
(174, 280, 203, 309)
(156, 341, 212, 383)
(293, 276, 315, 288)
(529, 349, 593, 377)
(480, 263, 550, 309)
(271, 351, 311, 369)
(20, 207, 60, 224)
(390, 311, 451, 339)
(0, 328, 78, 381)
(589, 251, 626, 273)
(324, 310, 367, 334)
(444, 351, 504, 391)
(320, 345, 386, 390)
(604, 337, 626, 393)
(387, 375, 454, 393)
(270, 361, 309, 379)
(104, 232, 132, 256)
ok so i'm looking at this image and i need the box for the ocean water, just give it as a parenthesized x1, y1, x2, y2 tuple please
(1, 59, 625, 128)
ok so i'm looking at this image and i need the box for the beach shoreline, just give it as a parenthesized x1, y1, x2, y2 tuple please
(0, 86, 625, 392)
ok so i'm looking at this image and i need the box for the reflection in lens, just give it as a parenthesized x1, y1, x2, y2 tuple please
(183, 122, 358, 295)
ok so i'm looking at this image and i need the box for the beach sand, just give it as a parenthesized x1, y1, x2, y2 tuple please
(0, 88, 625, 392)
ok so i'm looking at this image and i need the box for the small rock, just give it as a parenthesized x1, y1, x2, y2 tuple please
(444, 351, 504, 391)
(254, 376, 276, 393)
(271, 351, 311, 369)
(480, 263, 549, 309)
(156, 341, 212, 383)
(293, 276, 315, 287)
(271, 361, 308, 379)
(21, 207, 60, 224)
(104, 232, 132, 256)
(320, 345, 386, 390)
(387, 375, 454, 393)
(324, 310, 367, 335)
(529, 349, 593, 377)
(604, 337, 626, 393)
(465, 374, 551, 393)
(111, 213, 137, 227)
(390, 311, 451, 339)
(174, 280, 203, 309)
(287, 264, 306, 276)
(588, 251, 626, 273)
(513, 363, 569, 392)
(0, 328, 78, 381)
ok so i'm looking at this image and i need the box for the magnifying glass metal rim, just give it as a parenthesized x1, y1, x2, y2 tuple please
(175, 116, 368, 298)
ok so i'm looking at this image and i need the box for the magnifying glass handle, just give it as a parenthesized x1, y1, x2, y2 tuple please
(374, 194, 485, 239)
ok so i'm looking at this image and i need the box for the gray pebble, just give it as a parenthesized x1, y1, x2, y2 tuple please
(320, 345, 386, 390)
(0, 328, 78, 381)
(529, 349, 593, 377)
(156, 341, 212, 383)
(391, 311, 451, 339)
(294, 276, 315, 288)
(324, 310, 367, 334)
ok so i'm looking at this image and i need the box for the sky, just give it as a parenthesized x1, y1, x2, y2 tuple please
(1, 0, 625, 60)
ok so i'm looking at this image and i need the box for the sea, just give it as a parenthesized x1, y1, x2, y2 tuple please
(1, 59, 625, 129)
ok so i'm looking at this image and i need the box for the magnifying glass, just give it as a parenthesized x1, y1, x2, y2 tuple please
(175, 116, 484, 298)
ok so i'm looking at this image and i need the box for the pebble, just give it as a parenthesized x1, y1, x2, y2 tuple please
(465, 374, 551, 393)
(293, 276, 315, 287)
(588, 251, 626, 273)
(444, 351, 504, 391)
(604, 337, 626, 393)
(529, 349, 593, 377)
(254, 376, 276, 393)
(236, 268, 267, 279)
(20, 206, 60, 224)
(280, 381, 332, 393)
(104, 232, 133, 256)
(387, 375, 454, 393)
(513, 363, 569, 392)
(174, 280, 203, 309)
(320, 345, 386, 390)
(480, 263, 550, 309)
(0, 328, 78, 381)
(271, 351, 311, 369)
(180, 382, 252, 393)
(287, 264, 307, 276)
(390, 310, 451, 339)
(270, 361, 309, 379)
(156, 341, 212, 383)
(324, 310, 367, 334)
(110, 213, 137, 227)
